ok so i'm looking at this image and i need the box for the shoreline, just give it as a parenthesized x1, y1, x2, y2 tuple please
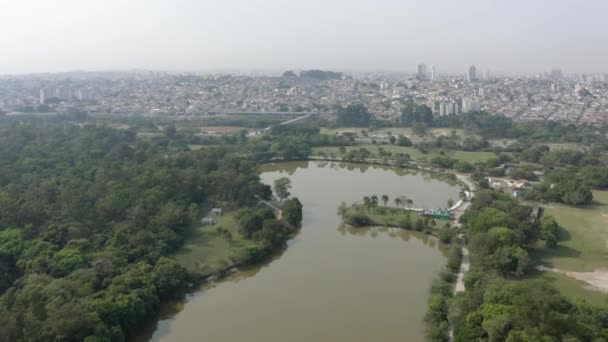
(136, 157, 475, 341)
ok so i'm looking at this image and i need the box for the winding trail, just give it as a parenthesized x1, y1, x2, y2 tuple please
(448, 173, 475, 342)
(255, 195, 283, 219)
(450, 173, 475, 295)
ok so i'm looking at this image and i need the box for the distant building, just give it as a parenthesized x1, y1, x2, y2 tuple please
(438, 101, 459, 116)
(201, 217, 215, 225)
(462, 97, 481, 113)
(416, 63, 427, 81)
(466, 65, 477, 82)
(430, 64, 436, 82)
(39, 88, 46, 104)
(550, 68, 563, 79)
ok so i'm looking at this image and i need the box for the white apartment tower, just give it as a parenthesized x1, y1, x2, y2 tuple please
(39, 88, 46, 104)
(462, 97, 481, 113)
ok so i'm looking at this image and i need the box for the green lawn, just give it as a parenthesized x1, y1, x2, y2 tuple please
(173, 211, 262, 275)
(341, 205, 450, 232)
(534, 191, 608, 272)
(534, 271, 608, 304)
(452, 151, 498, 163)
(312, 144, 498, 163)
(531, 191, 608, 302)
(320, 127, 475, 141)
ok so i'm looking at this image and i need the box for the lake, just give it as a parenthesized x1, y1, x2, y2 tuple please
(137, 161, 461, 342)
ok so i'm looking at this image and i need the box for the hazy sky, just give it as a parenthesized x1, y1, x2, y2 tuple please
(1, 0, 607, 74)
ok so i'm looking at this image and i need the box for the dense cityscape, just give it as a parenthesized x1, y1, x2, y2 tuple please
(1, 66, 607, 125)
(2, 1, 608, 341)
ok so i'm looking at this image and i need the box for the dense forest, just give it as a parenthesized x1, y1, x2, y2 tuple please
(0, 123, 278, 341)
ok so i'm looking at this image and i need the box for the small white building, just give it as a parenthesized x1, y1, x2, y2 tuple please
(211, 208, 223, 215)
(201, 217, 215, 225)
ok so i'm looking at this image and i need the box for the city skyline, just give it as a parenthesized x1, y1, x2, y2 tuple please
(2, 0, 608, 75)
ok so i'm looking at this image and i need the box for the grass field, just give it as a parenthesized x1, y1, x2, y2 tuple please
(320, 127, 480, 143)
(532, 190, 608, 301)
(188, 144, 217, 150)
(342, 205, 450, 232)
(173, 211, 262, 275)
(534, 271, 608, 304)
(312, 144, 498, 163)
(534, 191, 608, 272)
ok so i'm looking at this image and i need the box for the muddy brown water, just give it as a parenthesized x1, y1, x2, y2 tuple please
(134, 161, 460, 342)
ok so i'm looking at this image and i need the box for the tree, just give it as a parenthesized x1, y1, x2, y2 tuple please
(394, 197, 403, 208)
(540, 216, 559, 248)
(370, 195, 379, 208)
(152, 258, 189, 299)
(273, 177, 292, 201)
(363, 196, 372, 210)
(412, 123, 427, 136)
(164, 125, 177, 139)
(397, 134, 412, 146)
(259, 219, 293, 246)
(381, 194, 389, 207)
(406, 198, 414, 210)
(282, 198, 303, 227)
(336, 104, 372, 127)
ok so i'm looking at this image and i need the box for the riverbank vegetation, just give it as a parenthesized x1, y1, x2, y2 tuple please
(1, 108, 607, 342)
(442, 188, 608, 341)
(339, 198, 454, 241)
(0, 123, 300, 341)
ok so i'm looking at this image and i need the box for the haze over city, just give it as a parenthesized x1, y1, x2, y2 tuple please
(2, 0, 608, 74)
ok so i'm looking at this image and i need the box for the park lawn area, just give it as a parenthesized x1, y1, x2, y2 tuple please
(533, 271, 608, 304)
(188, 144, 219, 150)
(173, 211, 262, 275)
(312, 144, 437, 161)
(312, 144, 498, 163)
(320, 127, 413, 137)
(320, 126, 478, 142)
(451, 151, 498, 163)
(533, 190, 608, 272)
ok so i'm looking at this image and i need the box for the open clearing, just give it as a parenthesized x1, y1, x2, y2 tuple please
(173, 211, 261, 275)
(538, 266, 608, 293)
(320, 127, 476, 141)
(312, 144, 498, 163)
(533, 190, 608, 300)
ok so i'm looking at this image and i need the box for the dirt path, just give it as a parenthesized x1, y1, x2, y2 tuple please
(454, 235, 470, 294)
(537, 266, 608, 293)
(448, 174, 475, 342)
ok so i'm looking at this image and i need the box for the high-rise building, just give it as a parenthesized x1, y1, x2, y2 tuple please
(436, 99, 460, 116)
(430, 64, 435, 82)
(466, 65, 477, 82)
(39, 88, 46, 104)
(550, 69, 563, 79)
(462, 97, 481, 113)
(416, 63, 427, 81)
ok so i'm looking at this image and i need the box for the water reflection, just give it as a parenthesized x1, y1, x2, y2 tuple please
(337, 224, 445, 253)
(135, 161, 460, 342)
